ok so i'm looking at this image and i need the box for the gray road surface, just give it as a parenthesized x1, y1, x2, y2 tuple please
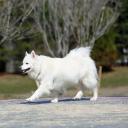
(0, 97, 128, 128)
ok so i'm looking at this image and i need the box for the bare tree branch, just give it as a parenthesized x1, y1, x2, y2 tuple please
(32, 0, 120, 56)
(0, 0, 120, 57)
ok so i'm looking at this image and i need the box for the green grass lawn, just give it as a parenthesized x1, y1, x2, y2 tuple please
(101, 66, 128, 87)
(0, 66, 128, 99)
(0, 74, 36, 99)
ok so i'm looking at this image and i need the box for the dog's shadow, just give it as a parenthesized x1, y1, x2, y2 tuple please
(20, 97, 90, 105)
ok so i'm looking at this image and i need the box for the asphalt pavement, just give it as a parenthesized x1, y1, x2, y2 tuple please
(0, 97, 128, 128)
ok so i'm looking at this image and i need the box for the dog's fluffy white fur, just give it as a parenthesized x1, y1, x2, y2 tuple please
(21, 47, 98, 102)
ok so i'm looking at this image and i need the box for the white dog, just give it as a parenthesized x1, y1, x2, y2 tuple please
(21, 47, 98, 103)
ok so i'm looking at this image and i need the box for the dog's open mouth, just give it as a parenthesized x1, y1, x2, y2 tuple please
(22, 68, 31, 73)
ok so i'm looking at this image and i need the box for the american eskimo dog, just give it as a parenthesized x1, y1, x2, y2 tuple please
(21, 47, 98, 103)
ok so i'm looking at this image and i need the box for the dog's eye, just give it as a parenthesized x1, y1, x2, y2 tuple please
(26, 63, 29, 64)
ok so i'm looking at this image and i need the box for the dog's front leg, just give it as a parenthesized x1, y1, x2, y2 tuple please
(36, 80, 40, 88)
(26, 85, 50, 102)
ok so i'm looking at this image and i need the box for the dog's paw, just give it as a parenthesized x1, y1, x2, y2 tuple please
(26, 97, 36, 102)
(51, 98, 58, 103)
(90, 97, 97, 101)
(73, 91, 83, 100)
(73, 96, 82, 100)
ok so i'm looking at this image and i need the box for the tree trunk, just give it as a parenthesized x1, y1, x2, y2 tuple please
(6, 58, 15, 73)
(5, 40, 15, 73)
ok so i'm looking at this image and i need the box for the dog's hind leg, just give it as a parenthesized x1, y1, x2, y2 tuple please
(50, 90, 64, 103)
(81, 77, 98, 101)
(73, 82, 85, 100)
(90, 87, 98, 101)
(50, 91, 59, 103)
(73, 90, 84, 100)
(51, 98, 58, 103)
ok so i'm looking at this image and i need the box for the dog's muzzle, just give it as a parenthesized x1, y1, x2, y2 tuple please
(22, 68, 31, 73)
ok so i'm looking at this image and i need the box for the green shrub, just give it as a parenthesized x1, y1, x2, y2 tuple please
(92, 29, 118, 71)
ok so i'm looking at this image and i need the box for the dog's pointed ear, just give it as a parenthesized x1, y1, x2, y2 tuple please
(31, 50, 36, 58)
(25, 51, 28, 56)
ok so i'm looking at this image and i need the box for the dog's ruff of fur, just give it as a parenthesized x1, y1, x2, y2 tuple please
(21, 47, 98, 102)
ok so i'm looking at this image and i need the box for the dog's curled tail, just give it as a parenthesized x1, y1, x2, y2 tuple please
(67, 47, 91, 58)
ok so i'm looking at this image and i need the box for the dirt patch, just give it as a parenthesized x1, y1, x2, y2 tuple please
(100, 86, 128, 96)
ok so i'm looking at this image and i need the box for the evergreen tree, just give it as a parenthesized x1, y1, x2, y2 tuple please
(92, 29, 117, 71)
(115, 0, 128, 64)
